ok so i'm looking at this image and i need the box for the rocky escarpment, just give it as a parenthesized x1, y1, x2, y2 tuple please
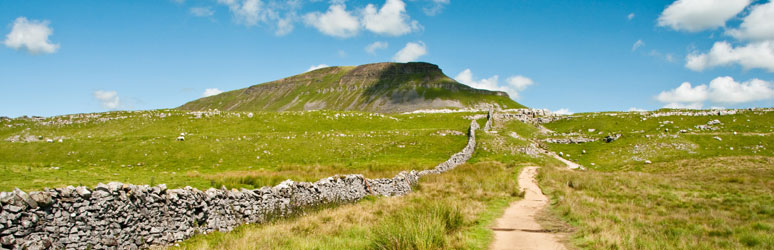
(178, 62, 524, 113)
(0, 117, 485, 250)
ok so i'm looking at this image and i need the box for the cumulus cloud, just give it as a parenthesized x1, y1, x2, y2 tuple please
(627, 13, 635, 20)
(424, 0, 450, 16)
(726, 1, 774, 41)
(657, 0, 751, 32)
(707, 76, 774, 103)
(685, 41, 774, 72)
(632, 40, 645, 51)
(655, 76, 774, 108)
(3, 17, 60, 54)
(190, 7, 215, 17)
(203, 88, 224, 97)
(553, 109, 573, 115)
(655, 82, 708, 106)
(306, 64, 330, 72)
(303, 4, 360, 38)
(365, 41, 388, 54)
(628, 107, 647, 112)
(94, 90, 121, 109)
(363, 0, 421, 36)
(393, 41, 427, 62)
(454, 69, 534, 99)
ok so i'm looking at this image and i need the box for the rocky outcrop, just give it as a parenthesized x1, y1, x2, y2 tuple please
(0, 118, 486, 250)
(494, 109, 564, 124)
(542, 137, 596, 144)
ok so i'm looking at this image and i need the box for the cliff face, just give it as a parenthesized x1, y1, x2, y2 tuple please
(179, 62, 523, 113)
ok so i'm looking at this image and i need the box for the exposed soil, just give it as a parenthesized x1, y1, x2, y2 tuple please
(490, 167, 566, 250)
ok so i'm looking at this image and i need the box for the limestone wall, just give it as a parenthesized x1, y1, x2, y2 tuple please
(0, 119, 484, 250)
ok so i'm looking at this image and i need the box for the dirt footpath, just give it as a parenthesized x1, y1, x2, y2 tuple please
(490, 167, 566, 250)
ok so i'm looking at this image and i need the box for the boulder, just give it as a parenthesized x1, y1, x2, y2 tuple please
(14, 188, 37, 209)
(29, 191, 53, 207)
(75, 186, 92, 199)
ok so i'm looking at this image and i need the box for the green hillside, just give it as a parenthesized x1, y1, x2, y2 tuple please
(178, 62, 525, 113)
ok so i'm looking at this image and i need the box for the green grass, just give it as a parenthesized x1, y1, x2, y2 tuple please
(536, 109, 774, 249)
(541, 111, 774, 170)
(168, 115, 545, 250)
(539, 156, 774, 249)
(0, 110, 478, 191)
(172, 161, 526, 250)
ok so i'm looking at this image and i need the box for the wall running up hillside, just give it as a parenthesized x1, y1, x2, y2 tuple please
(0, 119, 483, 249)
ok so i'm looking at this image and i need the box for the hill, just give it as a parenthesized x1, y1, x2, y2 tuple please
(178, 62, 525, 113)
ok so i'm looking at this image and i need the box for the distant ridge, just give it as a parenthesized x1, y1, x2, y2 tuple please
(179, 62, 525, 113)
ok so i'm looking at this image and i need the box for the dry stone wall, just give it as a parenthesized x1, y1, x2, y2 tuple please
(0, 119, 484, 250)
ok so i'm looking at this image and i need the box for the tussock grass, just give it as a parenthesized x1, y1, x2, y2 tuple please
(169, 161, 525, 250)
(369, 202, 464, 250)
(539, 156, 774, 249)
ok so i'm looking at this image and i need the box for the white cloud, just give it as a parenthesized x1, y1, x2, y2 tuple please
(726, 1, 774, 41)
(306, 64, 330, 72)
(627, 13, 635, 20)
(217, 0, 268, 26)
(656, 82, 709, 104)
(685, 40, 774, 72)
(365, 41, 388, 54)
(3, 17, 60, 54)
(506, 75, 534, 92)
(363, 0, 421, 36)
(454, 69, 534, 99)
(664, 102, 704, 109)
(628, 107, 647, 112)
(303, 4, 360, 38)
(632, 40, 645, 51)
(190, 7, 215, 17)
(392, 41, 427, 62)
(655, 76, 774, 108)
(275, 14, 295, 36)
(203, 88, 224, 97)
(215, 0, 300, 35)
(424, 0, 450, 16)
(93, 90, 121, 109)
(553, 108, 573, 115)
(707, 76, 774, 103)
(657, 0, 751, 32)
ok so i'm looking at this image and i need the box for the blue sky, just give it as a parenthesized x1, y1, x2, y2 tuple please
(1, 0, 773, 117)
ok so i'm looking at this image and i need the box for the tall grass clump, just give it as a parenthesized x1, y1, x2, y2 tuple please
(369, 202, 464, 250)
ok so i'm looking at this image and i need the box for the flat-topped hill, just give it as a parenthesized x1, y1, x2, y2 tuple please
(178, 62, 524, 113)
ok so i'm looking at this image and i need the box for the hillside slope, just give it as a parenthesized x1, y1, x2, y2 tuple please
(178, 62, 525, 113)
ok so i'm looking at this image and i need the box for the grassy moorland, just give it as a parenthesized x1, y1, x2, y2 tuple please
(537, 110, 774, 249)
(0, 110, 474, 191)
(171, 117, 562, 249)
(171, 161, 525, 250)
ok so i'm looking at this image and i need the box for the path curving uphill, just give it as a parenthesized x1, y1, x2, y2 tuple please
(490, 167, 565, 250)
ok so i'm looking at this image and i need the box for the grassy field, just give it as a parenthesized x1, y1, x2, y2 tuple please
(170, 161, 525, 250)
(0, 110, 475, 191)
(157, 116, 562, 250)
(537, 110, 774, 249)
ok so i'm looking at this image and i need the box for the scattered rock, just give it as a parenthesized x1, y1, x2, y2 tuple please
(604, 134, 621, 143)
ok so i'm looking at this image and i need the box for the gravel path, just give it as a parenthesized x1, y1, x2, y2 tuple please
(490, 167, 566, 250)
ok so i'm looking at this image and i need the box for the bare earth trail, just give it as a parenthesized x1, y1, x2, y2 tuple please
(490, 167, 566, 250)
